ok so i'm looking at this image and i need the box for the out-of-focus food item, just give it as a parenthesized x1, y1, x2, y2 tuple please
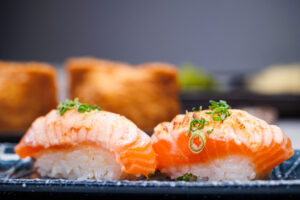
(179, 63, 218, 92)
(66, 57, 180, 132)
(242, 106, 278, 124)
(151, 100, 293, 181)
(247, 64, 300, 94)
(0, 61, 58, 133)
(15, 99, 156, 180)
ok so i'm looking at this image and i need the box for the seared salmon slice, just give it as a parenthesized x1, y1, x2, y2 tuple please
(15, 108, 156, 176)
(151, 109, 293, 177)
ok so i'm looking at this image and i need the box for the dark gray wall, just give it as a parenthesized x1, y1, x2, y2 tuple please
(0, 0, 300, 72)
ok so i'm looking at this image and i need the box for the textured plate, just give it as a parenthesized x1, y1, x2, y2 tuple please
(1, 143, 300, 199)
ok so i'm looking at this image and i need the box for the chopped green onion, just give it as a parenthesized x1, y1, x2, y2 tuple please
(192, 106, 202, 112)
(185, 100, 231, 154)
(189, 130, 206, 153)
(206, 129, 214, 134)
(208, 100, 231, 110)
(199, 106, 202, 111)
(189, 118, 209, 132)
(175, 173, 198, 181)
(57, 98, 102, 116)
(185, 110, 189, 116)
(148, 172, 155, 178)
(57, 99, 77, 115)
(207, 100, 231, 121)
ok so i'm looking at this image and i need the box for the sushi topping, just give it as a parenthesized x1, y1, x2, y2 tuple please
(175, 173, 198, 181)
(206, 100, 231, 121)
(188, 118, 209, 133)
(206, 128, 214, 134)
(189, 130, 206, 153)
(146, 170, 171, 181)
(186, 100, 231, 153)
(185, 116, 209, 153)
(192, 106, 202, 112)
(148, 172, 155, 177)
(57, 98, 102, 116)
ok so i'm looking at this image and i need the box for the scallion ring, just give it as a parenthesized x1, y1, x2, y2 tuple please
(188, 130, 206, 153)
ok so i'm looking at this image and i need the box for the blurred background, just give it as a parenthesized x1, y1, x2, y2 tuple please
(0, 0, 299, 146)
(1, 0, 300, 69)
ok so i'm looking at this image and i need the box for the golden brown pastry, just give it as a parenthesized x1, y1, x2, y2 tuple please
(0, 61, 58, 133)
(66, 57, 180, 132)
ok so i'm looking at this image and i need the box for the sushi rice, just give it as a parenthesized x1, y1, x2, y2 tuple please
(161, 156, 256, 181)
(35, 145, 126, 180)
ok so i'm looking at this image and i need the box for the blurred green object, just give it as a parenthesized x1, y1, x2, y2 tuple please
(179, 63, 218, 92)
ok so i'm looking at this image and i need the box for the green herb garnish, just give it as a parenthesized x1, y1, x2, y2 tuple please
(148, 172, 155, 177)
(206, 100, 231, 121)
(186, 100, 231, 154)
(175, 173, 198, 181)
(57, 99, 77, 115)
(186, 116, 209, 153)
(186, 118, 209, 135)
(57, 98, 102, 116)
(189, 130, 206, 153)
(185, 110, 190, 116)
(192, 106, 202, 112)
(206, 129, 214, 134)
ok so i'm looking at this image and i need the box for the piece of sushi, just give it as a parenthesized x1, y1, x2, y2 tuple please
(151, 101, 293, 181)
(15, 99, 156, 180)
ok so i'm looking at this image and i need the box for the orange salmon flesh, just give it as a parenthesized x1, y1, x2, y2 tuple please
(151, 109, 294, 177)
(15, 109, 156, 176)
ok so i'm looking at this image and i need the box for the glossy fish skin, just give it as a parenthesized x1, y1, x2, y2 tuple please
(151, 109, 294, 177)
(15, 109, 156, 176)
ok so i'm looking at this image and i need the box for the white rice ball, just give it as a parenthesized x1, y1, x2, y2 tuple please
(34, 145, 125, 180)
(160, 156, 256, 181)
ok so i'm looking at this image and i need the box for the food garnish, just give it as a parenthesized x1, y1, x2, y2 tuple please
(189, 130, 206, 153)
(206, 129, 214, 134)
(186, 118, 209, 135)
(146, 170, 171, 181)
(175, 173, 198, 181)
(206, 100, 231, 121)
(186, 100, 231, 153)
(148, 172, 155, 177)
(192, 106, 202, 112)
(57, 98, 102, 116)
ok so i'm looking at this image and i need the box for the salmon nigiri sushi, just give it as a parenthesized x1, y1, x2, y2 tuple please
(15, 98, 156, 180)
(151, 100, 293, 181)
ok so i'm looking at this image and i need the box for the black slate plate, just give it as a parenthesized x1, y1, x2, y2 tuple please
(1, 143, 300, 199)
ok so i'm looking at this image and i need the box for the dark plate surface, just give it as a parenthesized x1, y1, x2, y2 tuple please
(1, 143, 300, 199)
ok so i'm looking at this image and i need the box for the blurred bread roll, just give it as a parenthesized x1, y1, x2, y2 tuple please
(0, 61, 58, 133)
(66, 57, 180, 132)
